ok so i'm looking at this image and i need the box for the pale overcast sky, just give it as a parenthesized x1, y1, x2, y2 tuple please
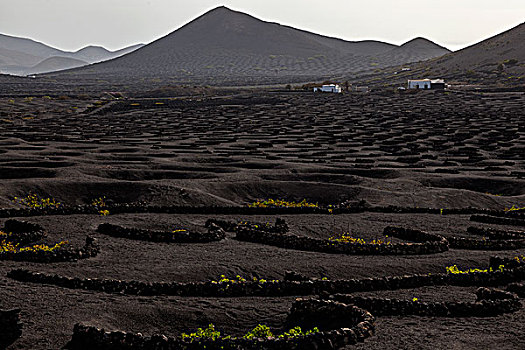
(1, 0, 524, 52)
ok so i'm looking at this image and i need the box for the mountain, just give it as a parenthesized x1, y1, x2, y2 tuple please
(0, 33, 67, 61)
(50, 6, 449, 83)
(24, 56, 88, 75)
(376, 37, 453, 71)
(418, 22, 525, 84)
(74, 46, 112, 63)
(74, 44, 145, 63)
(395, 37, 451, 57)
(400, 37, 449, 51)
(0, 33, 144, 75)
(0, 47, 44, 72)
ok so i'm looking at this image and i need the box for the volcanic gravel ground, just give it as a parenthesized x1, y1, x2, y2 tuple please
(0, 213, 524, 349)
(0, 91, 523, 209)
(0, 90, 524, 349)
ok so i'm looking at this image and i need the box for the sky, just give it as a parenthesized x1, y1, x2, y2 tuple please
(1, 0, 524, 52)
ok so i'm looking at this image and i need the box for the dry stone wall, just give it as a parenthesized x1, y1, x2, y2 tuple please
(2, 219, 47, 245)
(0, 236, 99, 263)
(66, 299, 375, 350)
(0, 308, 22, 349)
(96, 223, 225, 243)
(235, 225, 449, 255)
(8, 263, 525, 297)
(329, 291, 521, 317)
(470, 215, 525, 227)
(0, 203, 521, 219)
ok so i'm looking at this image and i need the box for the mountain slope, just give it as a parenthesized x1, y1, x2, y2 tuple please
(420, 22, 525, 84)
(435, 23, 525, 69)
(51, 6, 449, 82)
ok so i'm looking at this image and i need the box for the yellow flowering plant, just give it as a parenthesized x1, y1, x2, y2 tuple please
(1, 240, 68, 254)
(13, 193, 61, 209)
(328, 233, 391, 245)
(248, 199, 319, 208)
(445, 264, 505, 274)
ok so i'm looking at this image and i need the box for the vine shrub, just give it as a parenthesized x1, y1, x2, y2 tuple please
(182, 324, 221, 342)
(0, 240, 68, 254)
(446, 264, 505, 274)
(329, 233, 391, 245)
(91, 197, 110, 216)
(248, 199, 318, 208)
(12, 193, 62, 209)
(243, 324, 274, 340)
(180, 323, 320, 342)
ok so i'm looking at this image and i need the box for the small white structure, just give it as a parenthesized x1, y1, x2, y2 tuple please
(408, 79, 446, 90)
(314, 84, 342, 93)
(408, 79, 432, 90)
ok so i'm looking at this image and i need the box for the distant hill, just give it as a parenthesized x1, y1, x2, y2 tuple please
(394, 37, 451, 57)
(0, 33, 67, 61)
(25, 56, 88, 75)
(50, 6, 449, 83)
(74, 44, 145, 63)
(0, 33, 143, 75)
(418, 22, 525, 84)
(400, 37, 449, 51)
(73, 46, 112, 63)
(0, 47, 43, 74)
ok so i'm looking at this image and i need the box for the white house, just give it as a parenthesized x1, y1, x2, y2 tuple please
(314, 84, 342, 93)
(408, 79, 446, 90)
(408, 79, 431, 89)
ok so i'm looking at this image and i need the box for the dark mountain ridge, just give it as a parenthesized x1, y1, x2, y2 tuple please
(50, 6, 449, 83)
(413, 21, 525, 85)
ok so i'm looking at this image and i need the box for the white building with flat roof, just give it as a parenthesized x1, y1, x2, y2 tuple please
(408, 79, 431, 89)
(314, 84, 342, 93)
(408, 79, 446, 90)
